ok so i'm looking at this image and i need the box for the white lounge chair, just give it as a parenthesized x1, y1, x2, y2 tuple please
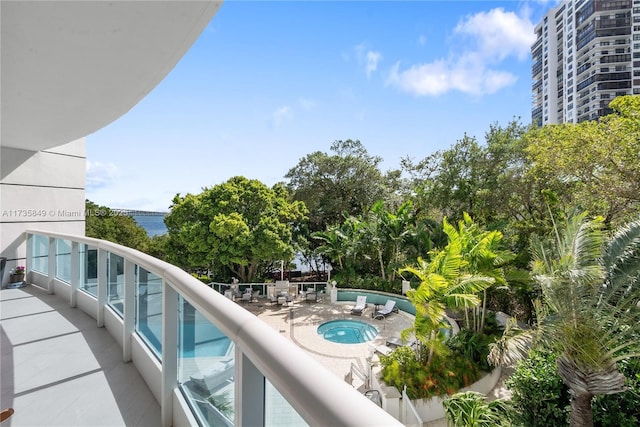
(372, 300, 397, 319)
(305, 290, 317, 302)
(350, 295, 367, 315)
(241, 291, 252, 304)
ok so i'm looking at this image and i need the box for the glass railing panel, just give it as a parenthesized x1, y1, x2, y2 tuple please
(265, 380, 308, 426)
(178, 297, 235, 427)
(55, 238, 71, 283)
(136, 266, 162, 358)
(107, 252, 124, 317)
(79, 244, 98, 296)
(31, 234, 49, 273)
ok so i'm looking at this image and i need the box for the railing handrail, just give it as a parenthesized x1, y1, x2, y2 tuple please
(27, 229, 401, 426)
(350, 362, 369, 389)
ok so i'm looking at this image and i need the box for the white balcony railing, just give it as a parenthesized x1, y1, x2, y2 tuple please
(25, 230, 401, 427)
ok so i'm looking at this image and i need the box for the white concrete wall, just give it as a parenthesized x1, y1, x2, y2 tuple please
(0, 139, 85, 286)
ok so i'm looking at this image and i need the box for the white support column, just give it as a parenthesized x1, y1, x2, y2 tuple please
(47, 237, 56, 294)
(97, 248, 108, 327)
(26, 233, 33, 280)
(235, 349, 265, 427)
(70, 241, 79, 307)
(123, 259, 135, 362)
(161, 280, 178, 427)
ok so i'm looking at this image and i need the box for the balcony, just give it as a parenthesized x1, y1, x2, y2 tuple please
(1, 231, 400, 426)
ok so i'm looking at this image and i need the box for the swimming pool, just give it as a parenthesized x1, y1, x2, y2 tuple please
(317, 319, 378, 344)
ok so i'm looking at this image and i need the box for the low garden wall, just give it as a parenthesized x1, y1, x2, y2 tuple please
(371, 365, 502, 423)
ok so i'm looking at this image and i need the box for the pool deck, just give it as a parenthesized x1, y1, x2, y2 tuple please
(241, 294, 513, 427)
(241, 295, 415, 388)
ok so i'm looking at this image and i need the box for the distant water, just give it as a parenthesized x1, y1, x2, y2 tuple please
(132, 214, 168, 237)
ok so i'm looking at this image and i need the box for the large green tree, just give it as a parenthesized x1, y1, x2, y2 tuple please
(402, 120, 551, 260)
(525, 95, 640, 227)
(286, 139, 398, 232)
(165, 177, 307, 282)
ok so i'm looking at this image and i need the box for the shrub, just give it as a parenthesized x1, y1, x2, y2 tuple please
(380, 346, 480, 399)
(447, 329, 498, 372)
(505, 350, 570, 426)
(506, 350, 640, 426)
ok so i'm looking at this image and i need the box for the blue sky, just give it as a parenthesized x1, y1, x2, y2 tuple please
(87, 1, 553, 212)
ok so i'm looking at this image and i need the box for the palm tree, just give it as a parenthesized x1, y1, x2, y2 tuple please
(490, 213, 640, 427)
(400, 219, 494, 365)
(446, 213, 510, 333)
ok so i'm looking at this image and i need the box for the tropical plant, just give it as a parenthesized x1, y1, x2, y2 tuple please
(400, 216, 495, 365)
(380, 346, 480, 399)
(443, 391, 512, 427)
(505, 349, 570, 426)
(506, 350, 640, 427)
(492, 213, 640, 427)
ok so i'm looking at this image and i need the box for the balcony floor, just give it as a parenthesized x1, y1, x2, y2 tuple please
(0, 285, 160, 426)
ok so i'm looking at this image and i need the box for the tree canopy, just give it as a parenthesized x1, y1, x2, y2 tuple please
(164, 177, 307, 282)
(286, 139, 398, 232)
(525, 95, 640, 227)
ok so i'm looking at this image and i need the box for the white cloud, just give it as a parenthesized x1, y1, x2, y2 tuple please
(418, 35, 426, 46)
(366, 51, 382, 78)
(454, 8, 536, 61)
(387, 54, 517, 97)
(271, 105, 292, 127)
(387, 7, 534, 97)
(86, 161, 120, 190)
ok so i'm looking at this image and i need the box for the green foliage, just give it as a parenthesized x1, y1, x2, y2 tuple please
(506, 351, 640, 427)
(286, 139, 397, 233)
(401, 215, 503, 364)
(85, 200, 150, 253)
(443, 391, 513, 427)
(525, 95, 640, 228)
(401, 120, 550, 258)
(505, 350, 570, 426)
(165, 177, 307, 282)
(447, 328, 500, 372)
(313, 199, 441, 287)
(380, 346, 480, 399)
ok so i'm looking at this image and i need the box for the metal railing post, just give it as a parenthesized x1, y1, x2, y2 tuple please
(161, 280, 178, 427)
(97, 248, 107, 327)
(70, 241, 79, 307)
(123, 259, 135, 362)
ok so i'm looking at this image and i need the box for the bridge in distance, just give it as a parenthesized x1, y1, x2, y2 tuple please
(111, 209, 167, 216)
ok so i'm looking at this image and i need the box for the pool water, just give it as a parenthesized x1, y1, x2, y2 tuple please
(317, 320, 378, 344)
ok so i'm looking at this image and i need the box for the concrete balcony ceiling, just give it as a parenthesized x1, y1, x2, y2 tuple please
(1, 0, 221, 151)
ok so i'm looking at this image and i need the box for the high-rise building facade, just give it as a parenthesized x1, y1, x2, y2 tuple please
(532, 0, 640, 125)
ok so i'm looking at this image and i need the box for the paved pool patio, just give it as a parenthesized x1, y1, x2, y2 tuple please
(241, 294, 414, 387)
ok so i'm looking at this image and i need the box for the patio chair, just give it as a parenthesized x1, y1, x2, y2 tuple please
(350, 295, 368, 315)
(305, 290, 317, 302)
(241, 291, 252, 304)
(372, 300, 397, 320)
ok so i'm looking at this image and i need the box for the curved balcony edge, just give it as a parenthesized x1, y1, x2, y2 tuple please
(24, 230, 401, 427)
